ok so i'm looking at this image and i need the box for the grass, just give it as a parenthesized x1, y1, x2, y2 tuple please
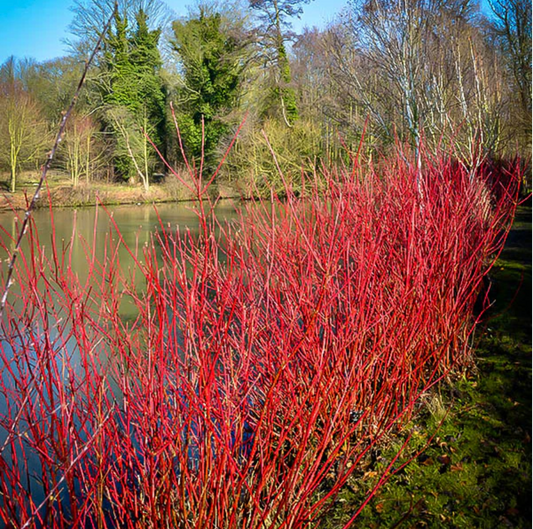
(320, 204, 532, 528)
(0, 171, 238, 211)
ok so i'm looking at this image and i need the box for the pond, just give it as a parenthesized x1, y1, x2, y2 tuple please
(0, 201, 241, 318)
(0, 201, 247, 522)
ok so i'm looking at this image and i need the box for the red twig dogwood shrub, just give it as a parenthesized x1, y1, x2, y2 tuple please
(0, 145, 521, 528)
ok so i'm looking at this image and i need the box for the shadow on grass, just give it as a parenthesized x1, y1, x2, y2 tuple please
(320, 206, 532, 529)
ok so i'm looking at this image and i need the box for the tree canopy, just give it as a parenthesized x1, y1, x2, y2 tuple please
(171, 6, 251, 167)
(101, 8, 166, 182)
(0, 0, 530, 192)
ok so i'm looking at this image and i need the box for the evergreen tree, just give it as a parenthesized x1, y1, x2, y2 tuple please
(102, 9, 166, 181)
(171, 7, 250, 168)
(131, 8, 166, 139)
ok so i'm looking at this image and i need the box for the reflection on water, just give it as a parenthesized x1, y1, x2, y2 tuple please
(0, 201, 240, 262)
(0, 201, 240, 320)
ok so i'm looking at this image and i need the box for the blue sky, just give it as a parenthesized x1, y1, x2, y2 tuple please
(0, 0, 349, 64)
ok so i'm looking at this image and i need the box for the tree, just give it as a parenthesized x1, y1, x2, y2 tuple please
(345, 0, 449, 160)
(323, 0, 506, 164)
(292, 27, 348, 161)
(27, 57, 86, 123)
(129, 8, 167, 148)
(0, 56, 40, 93)
(171, 5, 252, 167)
(100, 8, 167, 183)
(441, 14, 506, 160)
(249, 0, 313, 126)
(107, 106, 154, 190)
(0, 79, 49, 192)
(61, 113, 104, 186)
(67, 0, 170, 58)
(489, 0, 532, 152)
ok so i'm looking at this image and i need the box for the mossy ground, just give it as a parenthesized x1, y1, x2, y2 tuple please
(321, 205, 532, 528)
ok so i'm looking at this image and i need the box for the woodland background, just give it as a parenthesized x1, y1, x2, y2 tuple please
(0, 0, 530, 197)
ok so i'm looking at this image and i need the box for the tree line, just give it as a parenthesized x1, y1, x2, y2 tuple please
(0, 0, 530, 195)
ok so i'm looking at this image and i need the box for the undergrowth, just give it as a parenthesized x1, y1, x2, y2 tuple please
(0, 137, 524, 528)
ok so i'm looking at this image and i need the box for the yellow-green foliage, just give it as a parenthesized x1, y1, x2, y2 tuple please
(220, 118, 322, 197)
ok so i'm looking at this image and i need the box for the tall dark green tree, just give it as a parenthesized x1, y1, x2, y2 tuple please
(130, 9, 166, 149)
(171, 6, 250, 168)
(102, 9, 166, 183)
(249, 0, 313, 126)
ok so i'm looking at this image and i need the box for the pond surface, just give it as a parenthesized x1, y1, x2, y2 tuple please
(0, 201, 241, 318)
(0, 202, 245, 518)
(0, 201, 239, 258)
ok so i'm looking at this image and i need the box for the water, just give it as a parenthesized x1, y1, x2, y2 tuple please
(0, 202, 240, 314)
(0, 201, 239, 268)
(0, 201, 244, 523)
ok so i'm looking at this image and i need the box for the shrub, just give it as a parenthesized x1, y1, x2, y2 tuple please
(220, 117, 323, 197)
(0, 142, 521, 528)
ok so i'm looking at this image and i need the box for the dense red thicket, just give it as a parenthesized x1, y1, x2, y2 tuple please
(0, 147, 521, 528)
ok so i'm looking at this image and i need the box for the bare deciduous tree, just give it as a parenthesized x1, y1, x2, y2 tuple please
(320, 0, 508, 165)
(0, 80, 49, 192)
(62, 112, 106, 186)
(489, 0, 532, 152)
(107, 105, 154, 191)
(67, 0, 171, 58)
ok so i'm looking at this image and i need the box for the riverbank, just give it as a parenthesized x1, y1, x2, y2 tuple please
(0, 172, 239, 211)
(320, 204, 532, 528)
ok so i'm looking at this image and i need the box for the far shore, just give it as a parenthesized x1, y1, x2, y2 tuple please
(0, 172, 240, 212)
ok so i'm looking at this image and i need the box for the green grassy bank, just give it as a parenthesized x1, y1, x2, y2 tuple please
(321, 205, 532, 528)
